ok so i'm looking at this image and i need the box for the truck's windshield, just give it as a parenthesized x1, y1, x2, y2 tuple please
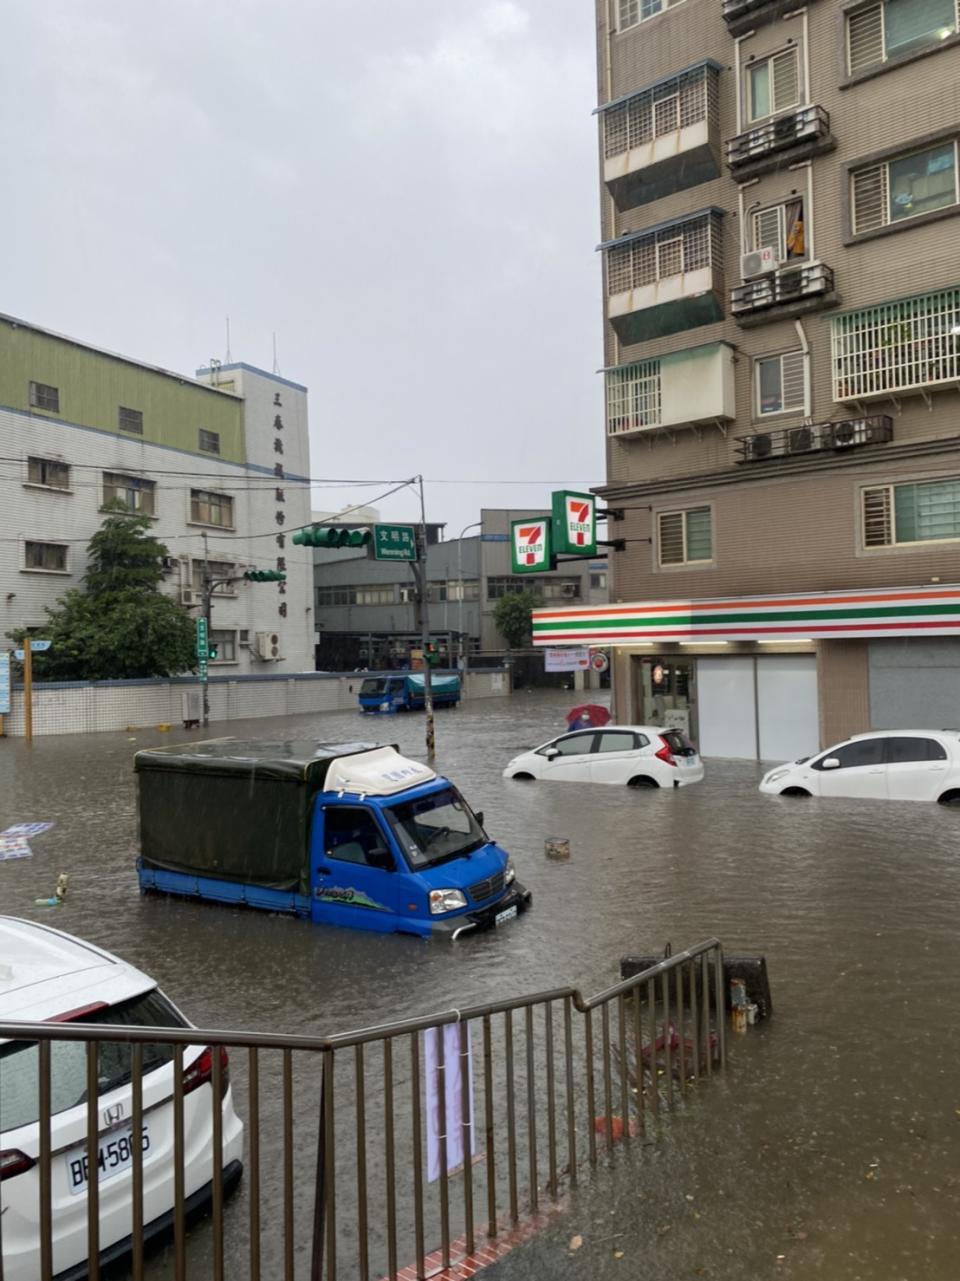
(360, 678, 387, 696)
(384, 786, 485, 868)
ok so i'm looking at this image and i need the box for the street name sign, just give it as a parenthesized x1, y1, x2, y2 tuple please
(372, 524, 418, 562)
(13, 640, 52, 660)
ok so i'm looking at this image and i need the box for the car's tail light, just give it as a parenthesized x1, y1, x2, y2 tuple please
(0, 1149, 36, 1182)
(182, 1046, 230, 1099)
(655, 740, 677, 767)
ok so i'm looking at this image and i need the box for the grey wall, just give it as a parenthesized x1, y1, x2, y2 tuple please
(869, 639, 960, 731)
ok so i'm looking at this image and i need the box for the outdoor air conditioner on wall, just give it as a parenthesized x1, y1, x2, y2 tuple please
(180, 588, 195, 606)
(787, 425, 817, 454)
(740, 246, 777, 279)
(744, 432, 773, 461)
(254, 631, 282, 661)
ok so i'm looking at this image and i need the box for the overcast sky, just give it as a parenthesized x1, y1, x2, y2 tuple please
(2, 1, 602, 532)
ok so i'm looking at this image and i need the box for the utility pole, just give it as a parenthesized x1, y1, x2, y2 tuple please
(457, 520, 482, 672)
(202, 533, 212, 728)
(415, 476, 435, 762)
(23, 640, 33, 747)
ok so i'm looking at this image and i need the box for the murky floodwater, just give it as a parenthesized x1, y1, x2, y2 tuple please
(2, 692, 959, 1279)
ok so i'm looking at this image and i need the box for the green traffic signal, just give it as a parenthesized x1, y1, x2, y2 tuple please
(208, 645, 219, 660)
(243, 570, 287, 582)
(292, 525, 372, 548)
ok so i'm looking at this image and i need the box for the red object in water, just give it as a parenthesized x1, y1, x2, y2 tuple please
(565, 704, 611, 729)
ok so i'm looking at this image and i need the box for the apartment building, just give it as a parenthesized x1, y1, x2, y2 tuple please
(534, 0, 960, 759)
(1, 314, 315, 674)
(314, 509, 608, 669)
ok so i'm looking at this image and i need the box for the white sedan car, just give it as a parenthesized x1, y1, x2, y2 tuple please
(759, 729, 960, 803)
(503, 725, 704, 788)
(0, 917, 244, 1281)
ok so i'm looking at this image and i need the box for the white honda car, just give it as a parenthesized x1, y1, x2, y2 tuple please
(0, 917, 244, 1280)
(759, 729, 960, 803)
(503, 725, 704, 788)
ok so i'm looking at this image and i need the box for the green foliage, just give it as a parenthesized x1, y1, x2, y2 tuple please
(493, 590, 535, 650)
(10, 507, 196, 681)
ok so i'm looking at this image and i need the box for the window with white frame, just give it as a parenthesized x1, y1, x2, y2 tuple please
(658, 508, 712, 566)
(756, 351, 806, 415)
(354, 586, 395, 605)
(29, 381, 60, 413)
(606, 360, 662, 435)
(852, 140, 958, 233)
(847, 0, 958, 75)
(746, 47, 800, 123)
(590, 570, 608, 590)
(26, 457, 70, 490)
(190, 488, 234, 528)
(24, 541, 68, 572)
(618, 0, 686, 30)
(445, 580, 480, 602)
(208, 629, 238, 663)
(752, 198, 806, 262)
(192, 560, 237, 595)
(102, 472, 155, 515)
(831, 286, 960, 399)
(862, 478, 960, 547)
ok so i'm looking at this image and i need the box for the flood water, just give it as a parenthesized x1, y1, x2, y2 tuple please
(2, 691, 959, 1279)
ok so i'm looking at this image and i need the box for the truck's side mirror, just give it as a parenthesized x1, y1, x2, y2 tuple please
(474, 811, 484, 828)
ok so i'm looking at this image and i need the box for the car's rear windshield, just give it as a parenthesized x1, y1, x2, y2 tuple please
(661, 730, 696, 757)
(0, 988, 189, 1133)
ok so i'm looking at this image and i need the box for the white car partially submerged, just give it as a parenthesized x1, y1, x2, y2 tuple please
(759, 729, 960, 803)
(503, 725, 704, 788)
(0, 917, 244, 1281)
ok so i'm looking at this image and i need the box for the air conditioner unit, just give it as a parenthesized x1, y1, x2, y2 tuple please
(180, 588, 195, 606)
(776, 269, 805, 298)
(254, 631, 282, 661)
(787, 426, 816, 454)
(831, 420, 859, 448)
(741, 246, 777, 279)
(560, 582, 578, 598)
(744, 432, 773, 461)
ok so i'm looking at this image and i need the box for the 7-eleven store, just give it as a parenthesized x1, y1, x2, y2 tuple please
(533, 585, 960, 761)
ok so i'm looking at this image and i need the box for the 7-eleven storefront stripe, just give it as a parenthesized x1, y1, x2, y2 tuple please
(532, 585, 960, 646)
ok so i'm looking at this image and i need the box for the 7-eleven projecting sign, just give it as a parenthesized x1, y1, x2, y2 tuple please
(551, 491, 597, 556)
(511, 519, 552, 574)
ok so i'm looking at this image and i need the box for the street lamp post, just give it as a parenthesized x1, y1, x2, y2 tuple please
(457, 521, 481, 671)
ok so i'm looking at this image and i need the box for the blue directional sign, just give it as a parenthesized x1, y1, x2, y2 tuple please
(13, 640, 52, 660)
(480, 534, 510, 542)
(0, 653, 10, 715)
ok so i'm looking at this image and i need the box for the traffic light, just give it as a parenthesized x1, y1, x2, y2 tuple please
(424, 642, 442, 668)
(207, 644, 219, 660)
(292, 525, 372, 548)
(243, 570, 287, 582)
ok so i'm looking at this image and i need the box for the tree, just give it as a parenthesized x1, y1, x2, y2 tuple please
(10, 505, 197, 681)
(493, 590, 535, 651)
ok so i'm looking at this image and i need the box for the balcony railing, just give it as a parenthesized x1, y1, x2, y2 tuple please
(731, 261, 835, 324)
(727, 105, 833, 176)
(734, 414, 894, 463)
(722, 0, 816, 35)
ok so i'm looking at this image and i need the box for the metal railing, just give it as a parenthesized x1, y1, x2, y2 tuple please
(734, 414, 894, 463)
(0, 940, 728, 1281)
(726, 104, 831, 171)
(732, 261, 835, 319)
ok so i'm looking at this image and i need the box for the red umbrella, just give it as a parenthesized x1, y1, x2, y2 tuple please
(565, 703, 611, 729)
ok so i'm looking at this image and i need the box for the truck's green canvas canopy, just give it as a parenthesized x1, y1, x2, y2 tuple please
(135, 741, 384, 894)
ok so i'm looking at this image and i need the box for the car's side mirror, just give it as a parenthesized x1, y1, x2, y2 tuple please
(542, 747, 560, 759)
(821, 757, 840, 770)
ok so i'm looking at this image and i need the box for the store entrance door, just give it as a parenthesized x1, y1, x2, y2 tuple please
(632, 655, 698, 744)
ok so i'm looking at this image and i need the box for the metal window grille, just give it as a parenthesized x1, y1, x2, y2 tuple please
(191, 488, 235, 527)
(753, 206, 786, 259)
(25, 541, 68, 571)
(831, 287, 960, 399)
(852, 141, 958, 234)
(606, 359, 662, 435)
(848, 0, 960, 73)
(605, 212, 719, 296)
(603, 65, 712, 160)
(103, 472, 156, 515)
(198, 428, 221, 454)
(29, 381, 59, 412)
(118, 406, 143, 434)
(659, 509, 711, 566)
(862, 486, 894, 545)
(771, 48, 800, 111)
(847, 3, 885, 71)
(27, 456, 70, 489)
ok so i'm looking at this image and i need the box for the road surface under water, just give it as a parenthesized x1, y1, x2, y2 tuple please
(1, 691, 958, 1279)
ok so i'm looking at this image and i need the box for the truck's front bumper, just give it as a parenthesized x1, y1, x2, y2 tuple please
(432, 882, 533, 939)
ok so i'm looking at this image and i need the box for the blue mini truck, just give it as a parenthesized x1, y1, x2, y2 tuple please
(135, 740, 530, 938)
(358, 673, 461, 713)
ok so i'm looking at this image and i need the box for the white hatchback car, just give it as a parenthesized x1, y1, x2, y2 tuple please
(759, 729, 960, 803)
(503, 725, 704, 788)
(0, 917, 244, 1281)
